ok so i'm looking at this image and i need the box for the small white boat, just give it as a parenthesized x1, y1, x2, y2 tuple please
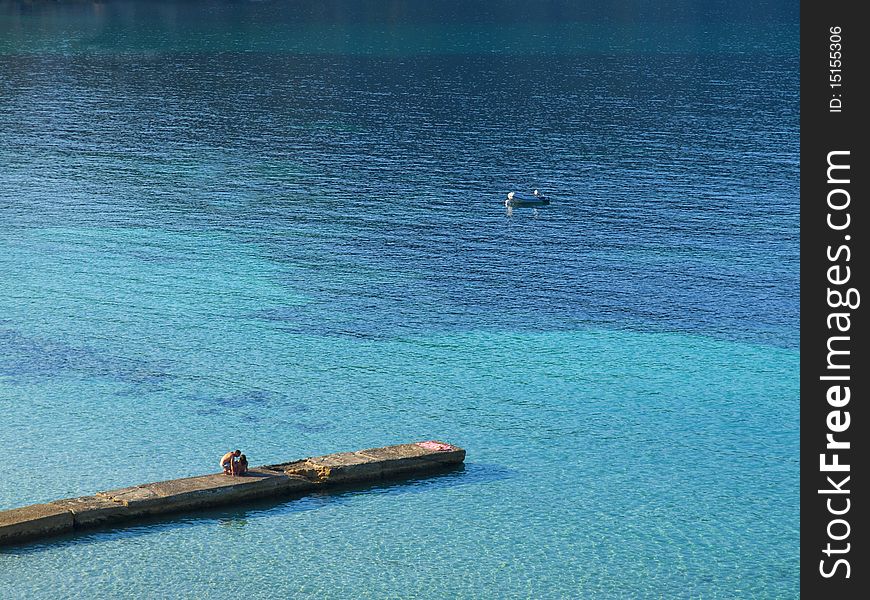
(505, 190, 550, 207)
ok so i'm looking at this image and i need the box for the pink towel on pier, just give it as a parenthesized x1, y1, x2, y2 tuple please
(416, 441, 453, 452)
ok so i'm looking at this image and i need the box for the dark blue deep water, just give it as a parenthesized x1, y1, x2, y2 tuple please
(1, 1, 798, 597)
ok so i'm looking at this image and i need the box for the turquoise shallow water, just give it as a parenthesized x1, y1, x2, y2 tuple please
(1, 1, 798, 597)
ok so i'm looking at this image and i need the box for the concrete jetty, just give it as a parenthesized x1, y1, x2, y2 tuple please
(0, 441, 465, 546)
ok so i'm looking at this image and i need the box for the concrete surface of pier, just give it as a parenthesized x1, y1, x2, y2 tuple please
(0, 441, 465, 545)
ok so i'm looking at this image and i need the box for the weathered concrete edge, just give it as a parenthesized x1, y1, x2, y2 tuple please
(0, 441, 464, 546)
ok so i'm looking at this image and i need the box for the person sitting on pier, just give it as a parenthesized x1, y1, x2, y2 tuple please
(221, 449, 242, 475)
(236, 454, 248, 476)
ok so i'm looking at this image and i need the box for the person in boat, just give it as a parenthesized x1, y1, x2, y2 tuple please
(221, 449, 241, 475)
(533, 189, 550, 202)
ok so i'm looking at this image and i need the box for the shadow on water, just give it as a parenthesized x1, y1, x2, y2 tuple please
(0, 328, 175, 387)
(1, 462, 515, 554)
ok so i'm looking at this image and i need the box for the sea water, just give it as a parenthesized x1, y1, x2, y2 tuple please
(0, 1, 798, 597)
